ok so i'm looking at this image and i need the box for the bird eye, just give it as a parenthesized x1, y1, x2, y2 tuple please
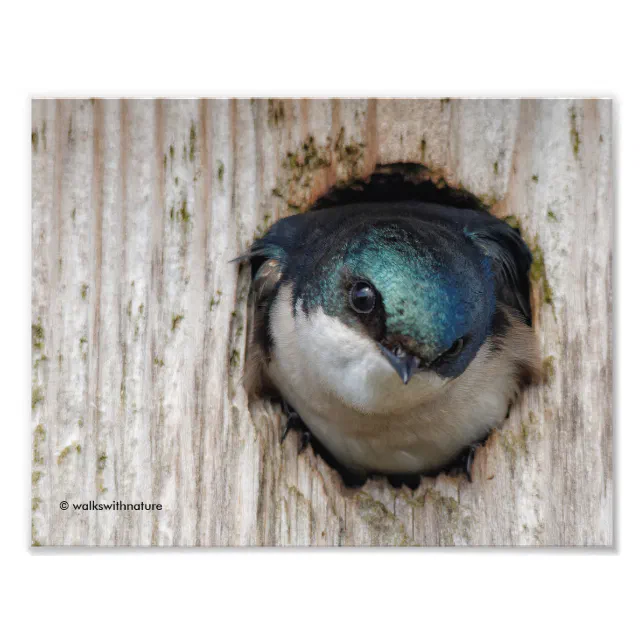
(350, 281, 376, 314)
(443, 337, 465, 359)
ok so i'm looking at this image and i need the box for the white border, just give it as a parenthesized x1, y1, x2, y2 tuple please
(2, 1, 639, 642)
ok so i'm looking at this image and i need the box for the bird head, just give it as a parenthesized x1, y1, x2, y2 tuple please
(297, 217, 496, 385)
(246, 202, 531, 412)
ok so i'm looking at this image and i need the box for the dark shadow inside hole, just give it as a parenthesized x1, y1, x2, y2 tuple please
(310, 162, 489, 213)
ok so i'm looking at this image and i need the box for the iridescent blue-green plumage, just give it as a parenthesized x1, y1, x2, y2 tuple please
(244, 189, 537, 484)
(249, 201, 531, 379)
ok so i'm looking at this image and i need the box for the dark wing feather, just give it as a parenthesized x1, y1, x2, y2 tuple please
(247, 212, 320, 278)
(458, 213, 533, 325)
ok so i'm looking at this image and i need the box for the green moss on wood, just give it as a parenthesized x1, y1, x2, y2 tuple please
(268, 99, 286, 127)
(32, 322, 45, 351)
(218, 161, 225, 181)
(272, 134, 336, 213)
(334, 128, 364, 178)
(230, 349, 240, 367)
(531, 174, 539, 183)
(542, 355, 556, 383)
(254, 212, 273, 239)
(32, 519, 42, 547)
(57, 441, 81, 465)
(500, 423, 530, 459)
(32, 129, 39, 152)
(32, 386, 44, 410)
(189, 121, 196, 162)
(529, 240, 553, 305)
(210, 290, 223, 310)
(33, 355, 48, 370)
(355, 492, 414, 546)
(503, 215, 522, 231)
(81, 283, 88, 299)
(179, 198, 190, 223)
(570, 106, 581, 159)
(500, 217, 554, 310)
(433, 492, 460, 522)
(33, 424, 46, 465)
(547, 209, 558, 222)
(171, 314, 184, 331)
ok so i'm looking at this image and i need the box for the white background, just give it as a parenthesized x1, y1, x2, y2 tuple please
(0, 1, 638, 642)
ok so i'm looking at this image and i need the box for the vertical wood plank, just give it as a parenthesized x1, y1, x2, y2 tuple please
(31, 98, 613, 547)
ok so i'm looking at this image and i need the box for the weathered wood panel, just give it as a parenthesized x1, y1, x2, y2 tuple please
(31, 98, 612, 546)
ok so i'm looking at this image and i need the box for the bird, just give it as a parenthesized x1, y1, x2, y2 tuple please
(240, 176, 539, 487)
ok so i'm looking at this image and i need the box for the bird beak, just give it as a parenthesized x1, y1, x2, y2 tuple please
(378, 344, 420, 385)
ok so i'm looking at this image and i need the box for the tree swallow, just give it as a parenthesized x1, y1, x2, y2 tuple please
(242, 193, 539, 486)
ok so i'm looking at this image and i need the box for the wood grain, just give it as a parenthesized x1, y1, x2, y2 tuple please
(31, 98, 613, 546)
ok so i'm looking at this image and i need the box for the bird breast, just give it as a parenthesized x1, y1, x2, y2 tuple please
(266, 284, 534, 474)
